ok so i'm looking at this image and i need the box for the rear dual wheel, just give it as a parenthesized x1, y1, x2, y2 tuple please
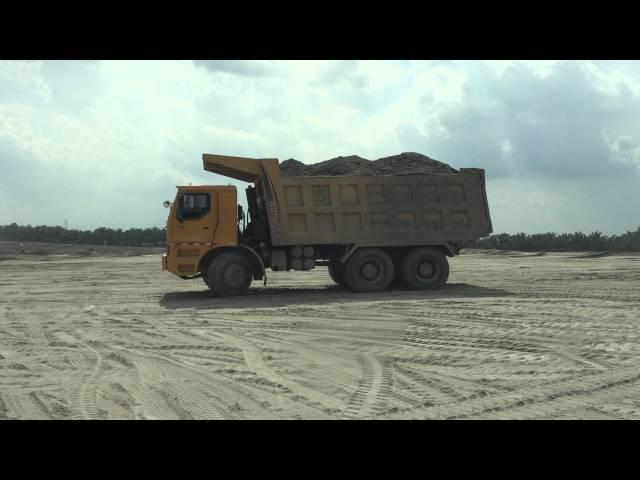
(399, 247, 449, 290)
(340, 247, 450, 293)
(343, 248, 394, 293)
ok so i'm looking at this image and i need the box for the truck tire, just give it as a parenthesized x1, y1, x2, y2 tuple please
(328, 261, 346, 287)
(205, 252, 252, 297)
(400, 247, 449, 290)
(344, 248, 394, 292)
(201, 261, 214, 289)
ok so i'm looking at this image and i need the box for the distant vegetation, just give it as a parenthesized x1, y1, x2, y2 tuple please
(2, 223, 640, 251)
(0, 223, 165, 246)
(468, 227, 640, 252)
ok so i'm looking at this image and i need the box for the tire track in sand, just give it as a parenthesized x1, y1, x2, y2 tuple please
(68, 338, 103, 420)
(382, 365, 640, 419)
(118, 346, 273, 419)
(123, 382, 185, 420)
(342, 354, 385, 419)
(212, 331, 345, 412)
(27, 319, 49, 345)
(159, 381, 225, 420)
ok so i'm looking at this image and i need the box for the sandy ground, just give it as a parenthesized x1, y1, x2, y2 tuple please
(1, 247, 640, 420)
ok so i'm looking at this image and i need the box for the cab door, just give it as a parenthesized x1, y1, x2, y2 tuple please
(172, 190, 217, 245)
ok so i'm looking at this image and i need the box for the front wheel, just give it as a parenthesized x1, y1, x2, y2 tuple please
(400, 247, 449, 290)
(205, 252, 252, 297)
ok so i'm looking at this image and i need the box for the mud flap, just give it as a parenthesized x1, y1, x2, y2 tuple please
(237, 244, 267, 287)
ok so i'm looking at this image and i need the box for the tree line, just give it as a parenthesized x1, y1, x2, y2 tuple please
(0, 223, 165, 247)
(2, 222, 640, 251)
(468, 227, 640, 252)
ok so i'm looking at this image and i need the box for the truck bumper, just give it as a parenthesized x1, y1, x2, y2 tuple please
(162, 254, 167, 271)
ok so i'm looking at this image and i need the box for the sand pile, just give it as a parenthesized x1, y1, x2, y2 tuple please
(280, 152, 458, 177)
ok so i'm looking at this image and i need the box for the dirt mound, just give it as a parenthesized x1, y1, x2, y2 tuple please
(570, 251, 610, 259)
(374, 152, 458, 175)
(280, 152, 458, 177)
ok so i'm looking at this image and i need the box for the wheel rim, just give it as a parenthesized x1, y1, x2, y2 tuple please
(360, 261, 381, 282)
(417, 260, 436, 280)
(225, 264, 245, 287)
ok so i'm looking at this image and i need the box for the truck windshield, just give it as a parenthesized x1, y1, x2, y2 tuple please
(177, 193, 210, 220)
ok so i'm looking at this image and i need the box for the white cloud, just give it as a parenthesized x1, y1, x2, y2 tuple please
(0, 60, 52, 102)
(500, 139, 513, 158)
(1, 60, 640, 234)
(581, 60, 640, 96)
(607, 134, 640, 169)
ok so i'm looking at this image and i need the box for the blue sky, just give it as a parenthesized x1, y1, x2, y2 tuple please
(1, 60, 639, 233)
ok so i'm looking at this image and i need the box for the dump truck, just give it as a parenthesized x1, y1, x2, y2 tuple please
(162, 153, 492, 296)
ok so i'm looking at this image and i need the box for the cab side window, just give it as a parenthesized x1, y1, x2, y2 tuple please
(178, 193, 210, 220)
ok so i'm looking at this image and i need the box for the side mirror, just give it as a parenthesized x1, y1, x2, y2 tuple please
(163, 200, 172, 208)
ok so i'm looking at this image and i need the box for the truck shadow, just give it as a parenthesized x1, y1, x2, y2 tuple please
(159, 282, 513, 310)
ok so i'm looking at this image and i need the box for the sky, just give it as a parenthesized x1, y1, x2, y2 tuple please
(1, 60, 639, 234)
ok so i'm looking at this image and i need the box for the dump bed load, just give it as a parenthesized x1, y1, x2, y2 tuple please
(280, 152, 459, 176)
(202, 153, 492, 248)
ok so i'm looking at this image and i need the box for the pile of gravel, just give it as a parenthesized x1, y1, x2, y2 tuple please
(280, 152, 458, 177)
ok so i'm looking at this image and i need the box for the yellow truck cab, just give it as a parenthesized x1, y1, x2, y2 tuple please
(163, 153, 492, 297)
(162, 183, 266, 296)
(163, 185, 237, 273)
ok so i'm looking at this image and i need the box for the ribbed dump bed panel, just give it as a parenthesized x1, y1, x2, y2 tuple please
(267, 168, 492, 247)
